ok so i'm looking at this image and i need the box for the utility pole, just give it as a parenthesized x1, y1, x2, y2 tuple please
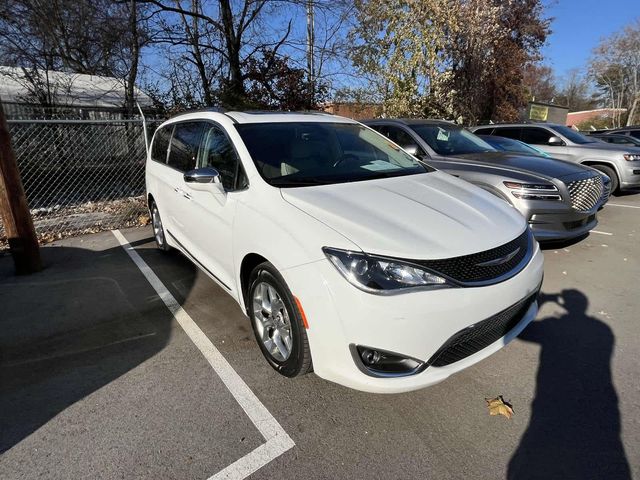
(0, 97, 42, 274)
(306, 0, 315, 107)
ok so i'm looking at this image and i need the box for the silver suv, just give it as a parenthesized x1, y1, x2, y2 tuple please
(471, 123, 640, 193)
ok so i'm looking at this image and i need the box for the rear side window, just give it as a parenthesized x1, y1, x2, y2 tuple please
(473, 127, 494, 135)
(521, 127, 553, 145)
(151, 126, 172, 163)
(630, 130, 640, 139)
(492, 127, 522, 140)
(168, 122, 205, 172)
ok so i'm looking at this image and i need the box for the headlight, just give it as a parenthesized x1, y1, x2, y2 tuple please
(623, 153, 640, 161)
(503, 181, 561, 201)
(323, 247, 451, 294)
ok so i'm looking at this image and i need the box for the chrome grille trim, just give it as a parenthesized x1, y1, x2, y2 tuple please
(567, 175, 604, 212)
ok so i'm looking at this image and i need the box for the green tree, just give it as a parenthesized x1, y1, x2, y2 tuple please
(349, 0, 550, 124)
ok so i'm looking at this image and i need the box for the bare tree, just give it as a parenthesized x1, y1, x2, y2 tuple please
(590, 19, 640, 126)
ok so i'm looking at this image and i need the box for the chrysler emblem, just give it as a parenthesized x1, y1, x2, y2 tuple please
(476, 248, 521, 267)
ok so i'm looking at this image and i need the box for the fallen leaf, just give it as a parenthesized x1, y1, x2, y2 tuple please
(485, 396, 514, 419)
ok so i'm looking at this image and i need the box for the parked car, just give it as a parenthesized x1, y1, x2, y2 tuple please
(604, 125, 640, 139)
(365, 119, 610, 242)
(146, 110, 543, 394)
(470, 123, 640, 193)
(478, 134, 551, 157)
(589, 133, 640, 147)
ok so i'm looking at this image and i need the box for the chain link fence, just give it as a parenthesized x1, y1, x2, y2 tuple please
(0, 118, 159, 250)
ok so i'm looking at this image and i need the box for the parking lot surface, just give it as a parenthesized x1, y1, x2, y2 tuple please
(1, 194, 639, 479)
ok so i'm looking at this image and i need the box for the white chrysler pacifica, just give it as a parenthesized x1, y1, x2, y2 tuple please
(145, 110, 544, 393)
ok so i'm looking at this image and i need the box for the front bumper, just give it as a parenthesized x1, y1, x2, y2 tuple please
(528, 211, 597, 242)
(282, 242, 544, 393)
(620, 162, 640, 190)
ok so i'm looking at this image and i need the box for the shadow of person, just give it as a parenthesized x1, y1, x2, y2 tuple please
(508, 290, 631, 480)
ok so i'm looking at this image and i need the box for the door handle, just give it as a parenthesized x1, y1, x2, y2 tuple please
(174, 187, 191, 200)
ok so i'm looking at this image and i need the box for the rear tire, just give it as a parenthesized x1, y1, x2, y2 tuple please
(150, 200, 170, 252)
(247, 262, 312, 377)
(591, 164, 619, 194)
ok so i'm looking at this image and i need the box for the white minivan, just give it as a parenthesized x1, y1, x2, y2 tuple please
(146, 110, 544, 393)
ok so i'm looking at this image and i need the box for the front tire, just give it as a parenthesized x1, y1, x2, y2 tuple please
(248, 262, 312, 377)
(591, 164, 619, 194)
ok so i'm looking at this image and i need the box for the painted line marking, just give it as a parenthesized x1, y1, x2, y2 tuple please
(591, 230, 613, 236)
(608, 203, 640, 209)
(112, 230, 294, 480)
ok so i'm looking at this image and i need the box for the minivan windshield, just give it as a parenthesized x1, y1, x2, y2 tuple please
(235, 122, 430, 187)
(410, 124, 496, 156)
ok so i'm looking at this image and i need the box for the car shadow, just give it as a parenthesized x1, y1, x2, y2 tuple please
(539, 233, 589, 250)
(0, 236, 196, 453)
(508, 289, 631, 480)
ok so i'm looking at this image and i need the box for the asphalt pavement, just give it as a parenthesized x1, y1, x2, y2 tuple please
(1, 193, 638, 480)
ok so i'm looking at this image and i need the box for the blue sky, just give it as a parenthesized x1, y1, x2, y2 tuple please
(543, 0, 640, 82)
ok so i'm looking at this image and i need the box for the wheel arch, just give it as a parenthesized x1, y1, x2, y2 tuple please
(239, 253, 270, 313)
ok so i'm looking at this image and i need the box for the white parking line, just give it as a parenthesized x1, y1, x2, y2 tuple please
(112, 230, 294, 480)
(591, 230, 613, 236)
(608, 203, 640, 209)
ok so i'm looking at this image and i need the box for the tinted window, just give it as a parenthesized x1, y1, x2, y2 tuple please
(409, 124, 495, 156)
(521, 127, 554, 145)
(387, 126, 424, 152)
(151, 126, 172, 163)
(168, 122, 205, 172)
(551, 125, 597, 144)
(474, 127, 494, 135)
(630, 130, 640, 139)
(235, 122, 430, 187)
(491, 127, 522, 140)
(199, 125, 242, 190)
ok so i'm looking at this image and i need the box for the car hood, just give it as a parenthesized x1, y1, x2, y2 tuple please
(450, 151, 590, 180)
(280, 171, 526, 259)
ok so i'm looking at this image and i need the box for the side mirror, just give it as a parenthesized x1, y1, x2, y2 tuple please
(547, 136, 564, 146)
(184, 167, 223, 191)
(403, 144, 419, 156)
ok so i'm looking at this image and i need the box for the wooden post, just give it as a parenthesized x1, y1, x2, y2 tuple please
(0, 97, 42, 274)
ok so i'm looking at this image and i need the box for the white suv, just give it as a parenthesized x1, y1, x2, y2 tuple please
(146, 110, 544, 393)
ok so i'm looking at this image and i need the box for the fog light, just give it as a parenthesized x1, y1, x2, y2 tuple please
(352, 345, 426, 377)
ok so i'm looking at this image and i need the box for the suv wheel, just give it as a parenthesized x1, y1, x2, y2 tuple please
(248, 262, 312, 377)
(591, 165, 619, 193)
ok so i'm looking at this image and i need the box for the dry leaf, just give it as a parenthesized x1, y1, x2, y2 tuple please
(485, 396, 514, 419)
(138, 215, 151, 226)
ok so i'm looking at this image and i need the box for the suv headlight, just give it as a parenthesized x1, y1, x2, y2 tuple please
(323, 247, 452, 294)
(503, 182, 561, 201)
(623, 153, 640, 161)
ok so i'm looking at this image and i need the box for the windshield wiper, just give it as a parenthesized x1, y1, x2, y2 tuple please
(270, 177, 329, 187)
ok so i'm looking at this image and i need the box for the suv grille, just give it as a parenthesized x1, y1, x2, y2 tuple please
(567, 175, 603, 212)
(427, 291, 538, 367)
(414, 229, 530, 285)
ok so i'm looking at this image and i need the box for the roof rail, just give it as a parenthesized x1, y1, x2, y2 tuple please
(169, 106, 227, 119)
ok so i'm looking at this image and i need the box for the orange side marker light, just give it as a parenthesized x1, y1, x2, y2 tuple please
(294, 295, 309, 329)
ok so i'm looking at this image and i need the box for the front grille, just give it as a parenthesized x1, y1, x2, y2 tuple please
(427, 292, 537, 367)
(414, 229, 530, 285)
(567, 175, 604, 212)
